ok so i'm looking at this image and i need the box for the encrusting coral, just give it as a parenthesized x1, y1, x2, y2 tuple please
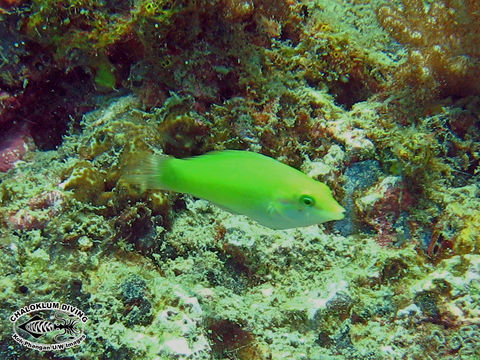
(377, 0, 480, 99)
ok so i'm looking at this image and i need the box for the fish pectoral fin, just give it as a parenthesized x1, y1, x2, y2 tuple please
(267, 201, 278, 217)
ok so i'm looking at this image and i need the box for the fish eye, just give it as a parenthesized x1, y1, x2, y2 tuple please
(300, 195, 315, 207)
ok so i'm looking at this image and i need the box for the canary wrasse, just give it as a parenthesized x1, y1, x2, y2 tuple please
(126, 150, 345, 230)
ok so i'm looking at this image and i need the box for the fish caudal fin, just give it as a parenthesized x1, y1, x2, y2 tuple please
(122, 153, 170, 191)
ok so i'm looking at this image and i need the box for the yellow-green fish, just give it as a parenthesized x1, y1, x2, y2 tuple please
(127, 150, 345, 229)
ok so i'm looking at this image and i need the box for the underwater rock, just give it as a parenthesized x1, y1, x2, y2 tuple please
(5, 189, 66, 230)
(344, 160, 383, 192)
(155, 289, 211, 358)
(378, 0, 480, 99)
(59, 161, 106, 204)
(221, 224, 260, 277)
(322, 116, 376, 161)
(207, 318, 264, 360)
(157, 113, 210, 158)
(0, 19, 29, 90)
(0, 1, 479, 359)
(160, 337, 193, 357)
(334, 159, 382, 236)
(120, 275, 153, 326)
(113, 203, 166, 256)
(157, 307, 211, 357)
(0, 125, 35, 173)
(6, 209, 45, 231)
(0, 91, 21, 128)
(356, 176, 414, 246)
(121, 276, 147, 303)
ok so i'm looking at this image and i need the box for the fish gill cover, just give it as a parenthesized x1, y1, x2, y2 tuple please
(0, 0, 479, 359)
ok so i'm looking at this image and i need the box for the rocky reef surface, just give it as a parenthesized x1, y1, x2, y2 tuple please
(0, 0, 479, 359)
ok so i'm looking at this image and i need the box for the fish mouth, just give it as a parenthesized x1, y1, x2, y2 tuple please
(327, 203, 346, 220)
(330, 210, 345, 221)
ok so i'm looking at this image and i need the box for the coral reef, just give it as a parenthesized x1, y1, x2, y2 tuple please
(377, 0, 480, 100)
(0, 0, 479, 359)
(0, 125, 35, 172)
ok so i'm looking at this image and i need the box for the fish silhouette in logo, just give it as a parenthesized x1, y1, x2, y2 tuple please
(18, 312, 80, 341)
